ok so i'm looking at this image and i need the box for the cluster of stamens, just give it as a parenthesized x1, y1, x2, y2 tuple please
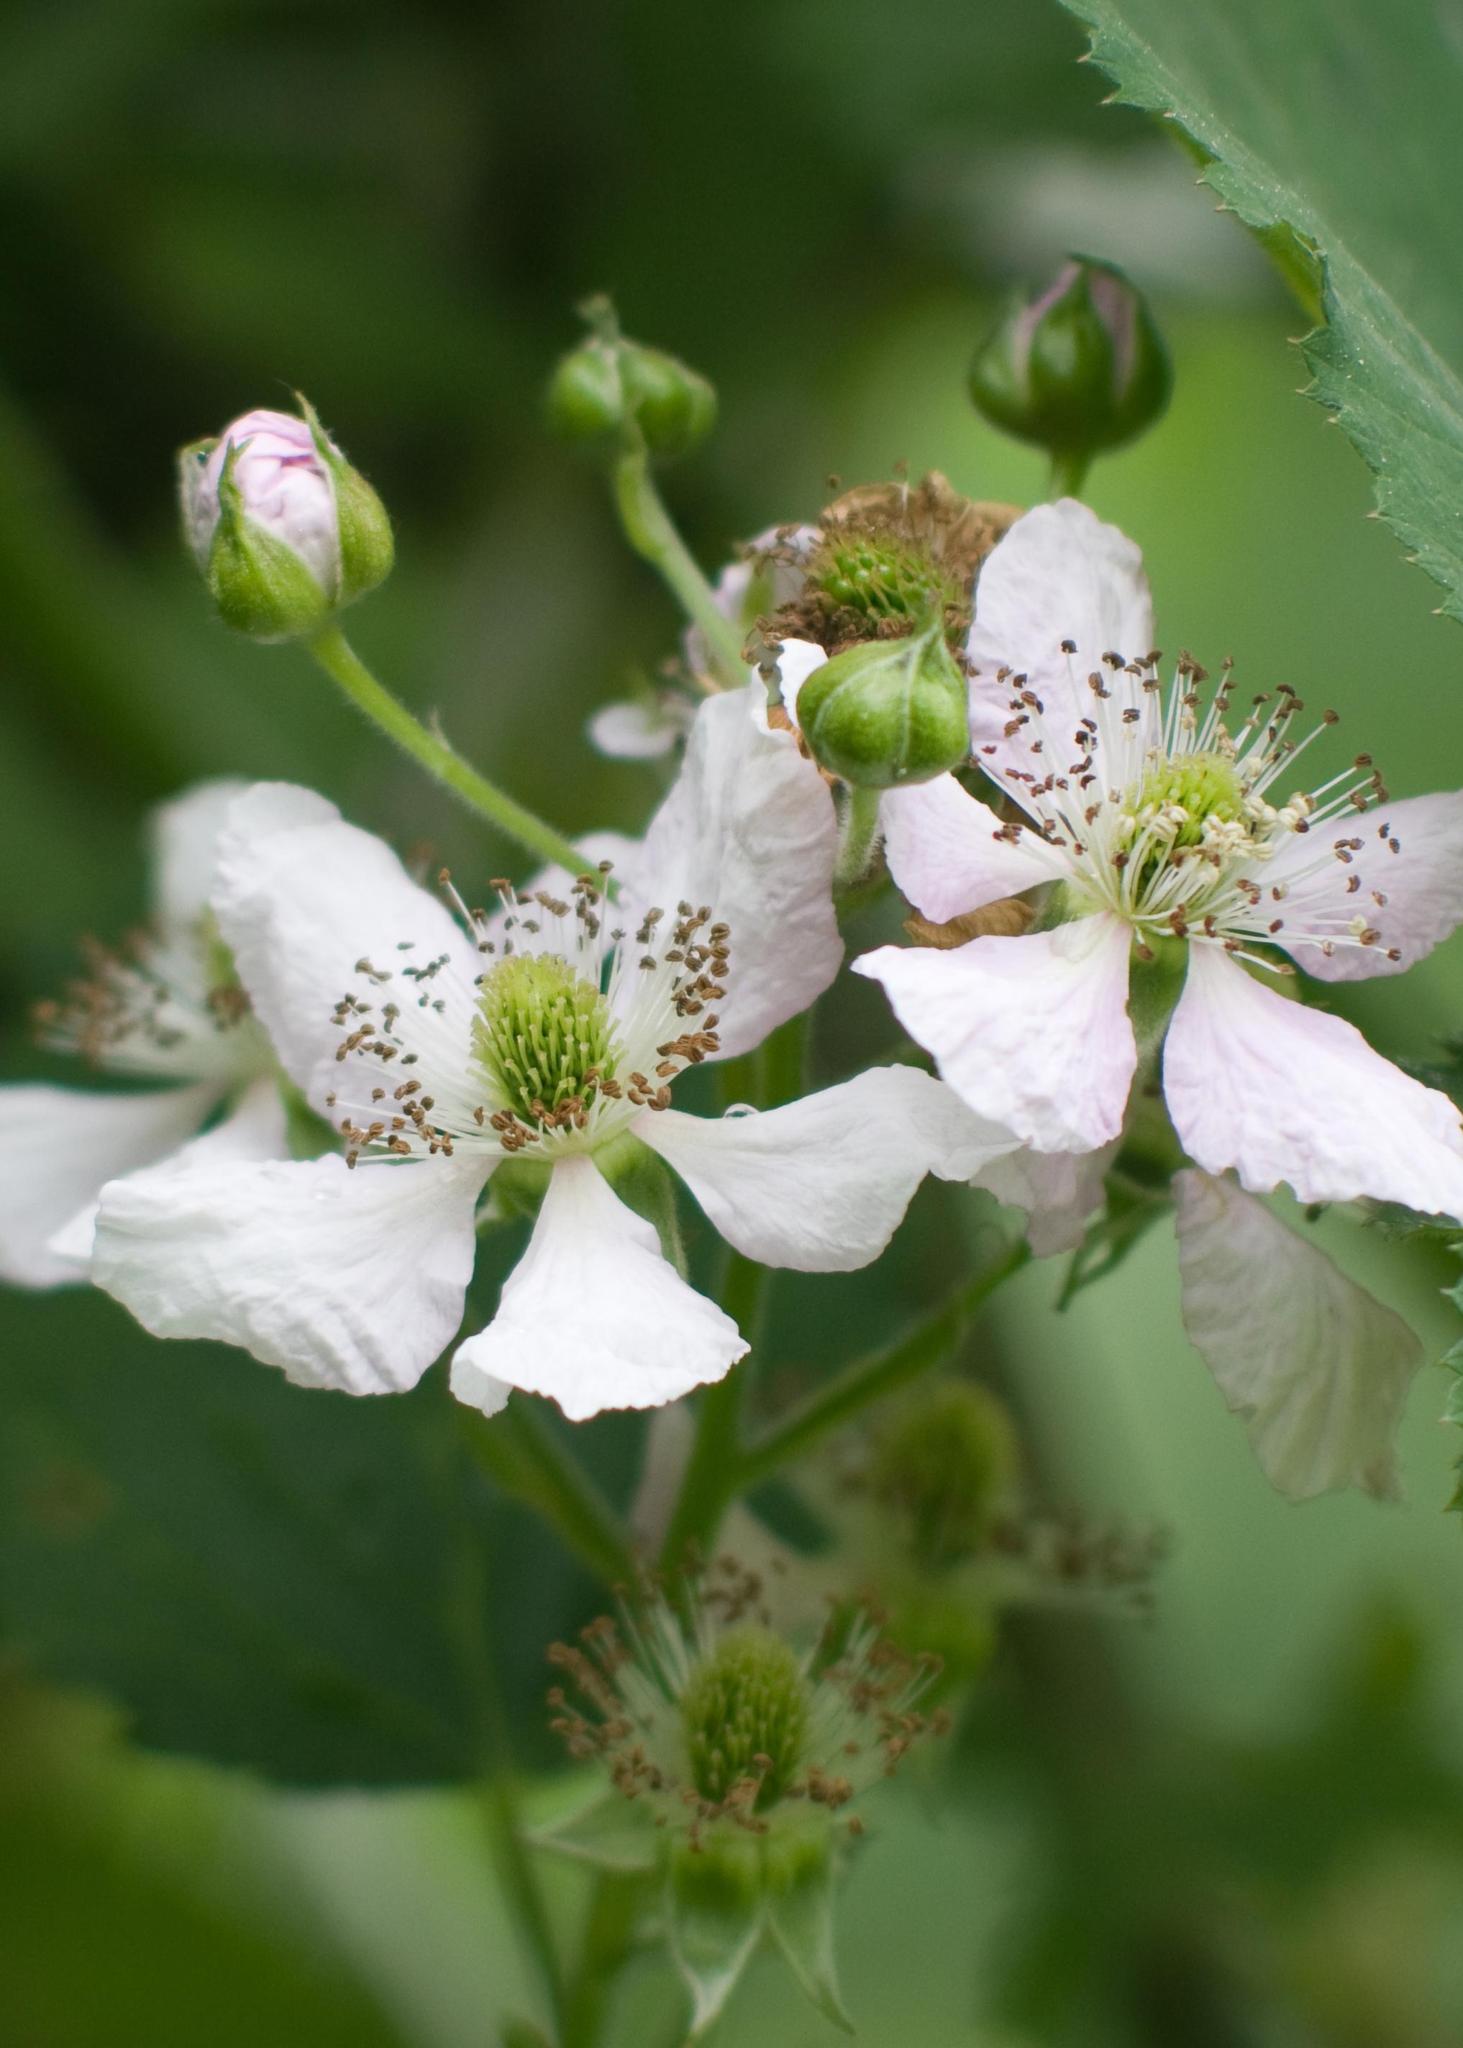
(324, 864, 731, 1168)
(33, 924, 253, 1075)
(546, 1561, 945, 1845)
(981, 643, 1401, 967)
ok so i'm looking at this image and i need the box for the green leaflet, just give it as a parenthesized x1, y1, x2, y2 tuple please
(1061, 0, 1463, 623)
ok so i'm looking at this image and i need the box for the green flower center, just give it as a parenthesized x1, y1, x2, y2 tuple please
(682, 1626, 811, 1810)
(472, 953, 618, 1126)
(870, 1382, 1020, 1569)
(809, 533, 959, 633)
(1128, 751, 1244, 848)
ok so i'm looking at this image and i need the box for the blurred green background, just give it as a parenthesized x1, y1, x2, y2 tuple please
(2, 3, 1463, 2044)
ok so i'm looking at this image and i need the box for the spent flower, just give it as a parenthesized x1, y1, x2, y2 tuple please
(539, 1563, 945, 2033)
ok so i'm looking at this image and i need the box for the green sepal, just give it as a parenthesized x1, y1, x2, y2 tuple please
(490, 1155, 554, 1222)
(666, 1831, 766, 2038)
(1442, 1376, 1463, 1428)
(798, 617, 970, 789)
(297, 393, 394, 606)
(763, 1825, 852, 2035)
(207, 444, 333, 643)
(529, 1791, 660, 1874)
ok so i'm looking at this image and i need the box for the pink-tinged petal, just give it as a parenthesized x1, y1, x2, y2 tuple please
(0, 1080, 219, 1288)
(149, 778, 251, 931)
(1174, 1170, 1421, 1500)
(1266, 791, 1463, 983)
(854, 914, 1136, 1154)
(638, 1065, 1017, 1273)
(46, 1075, 289, 1269)
(967, 501, 1153, 771)
(633, 687, 842, 1059)
(214, 782, 476, 1097)
(880, 773, 1064, 922)
(976, 1140, 1118, 1257)
(93, 1149, 486, 1394)
(450, 1155, 745, 1421)
(1163, 946, 1463, 1215)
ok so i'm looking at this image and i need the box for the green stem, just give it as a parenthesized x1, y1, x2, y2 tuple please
(561, 1871, 650, 2048)
(834, 784, 883, 891)
(458, 1400, 639, 1589)
(611, 440, 746, 687)
(477, 1758, 569, 2042)
(657, 1249, 768, 1571)
(1048, 448, 1092, 499)
(308, 625, 594, 877)
(737, 1238, 1031, 1488)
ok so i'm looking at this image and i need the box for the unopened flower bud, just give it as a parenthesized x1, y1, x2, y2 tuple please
(178, 399, 393, 641)
(546, 299, 716, 462)
(797, 618, 970, 788)
(968, 256, 1171, 469)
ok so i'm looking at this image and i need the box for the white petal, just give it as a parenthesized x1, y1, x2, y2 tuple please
(449, 1155, 746, 1421)
(1265, 791, 1463, 982)
(880, 773, 1064, 921)
(769, 638, 829, 729)
(213, 782, 475, 1095)
(632, 686, 842, 1058)
(149, 778, 252, 931)
(1174, 1170, 1422, 1500)
(92, 1150, 485, 1394)
(855, 914, 1136, 1153)
(967, 501, 1153, 770)
(639, 1066, 1018, 1272)
(587, 700, 684, 760)
(47, 1075, 289, 1268)
(1163, 946, 1463, 1215)
(0, 1081, 218, 1288)
(976, 1141, 1118, 1256)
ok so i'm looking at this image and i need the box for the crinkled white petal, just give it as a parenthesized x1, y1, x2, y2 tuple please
(967, 501, 1153, 772)
(976, 1140, 1118, 1257)
(149, 778, 252, 931)
(1265, 790, 1463, 983)
(768, 638, 829, 728)
(1174, 1170, 1422, 1500)
(638, 1065, 1018, 1273)
(587, 700, 685, 760)
(214, 782, 476, 1098)
(632, 685, 842, 1059)
(0, 1080, 220, 1288)
(1163, 945, 1463, 1216)
(449, 1155, 746, 1422)
(47, 1075, 289, 1269)
(93, 1149, 486, 1394)
(855, 914, 1136, 1154)
(881, 773, 1064, 922)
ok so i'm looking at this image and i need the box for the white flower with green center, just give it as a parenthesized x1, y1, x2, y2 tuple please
(0, 781, 283, 1288)
(539, 1571, 944, 2034)
(91, 691, 1019, 1420)
(857, 499, 1463, 1219)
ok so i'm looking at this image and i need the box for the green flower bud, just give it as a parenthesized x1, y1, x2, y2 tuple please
(969, 255, 1172, 470)
(178, 400, 393, 641)
(797, 618, 970, 788)
(870, 1380, 1022, 1570)
(545, 298, 717, 462)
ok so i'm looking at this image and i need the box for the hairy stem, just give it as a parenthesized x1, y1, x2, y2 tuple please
(458, 1400, 639, 1588)
(611, 441, 746, 687)
(657, 1249, 769, 1571)
(1048, 448, 1092, 499)
(308, 624, 593, 877)
(737, 1237, 1032, 1488)
(834, 784, 883, 891)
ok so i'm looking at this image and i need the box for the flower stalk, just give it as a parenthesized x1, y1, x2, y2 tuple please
(307, 624, 594, 877)
(611, 438, 747, 688)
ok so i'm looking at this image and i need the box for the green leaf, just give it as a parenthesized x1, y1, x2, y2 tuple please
(0, 1288, 589, 1786)
(1062, 0, 1463, 622)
